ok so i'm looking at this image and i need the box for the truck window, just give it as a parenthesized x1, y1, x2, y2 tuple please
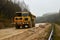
(22, 13, 29, 16)
(16, 13, 22, 16)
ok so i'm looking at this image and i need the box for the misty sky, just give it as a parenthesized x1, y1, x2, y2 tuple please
(24, 0, 60, 16)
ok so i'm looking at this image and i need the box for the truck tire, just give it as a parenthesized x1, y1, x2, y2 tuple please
(15, 25, 20, 29)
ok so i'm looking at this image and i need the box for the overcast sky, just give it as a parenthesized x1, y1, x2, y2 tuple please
(23, 0, 60, 16)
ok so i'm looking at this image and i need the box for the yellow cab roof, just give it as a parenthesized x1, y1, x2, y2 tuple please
(16, 12, 29, 13)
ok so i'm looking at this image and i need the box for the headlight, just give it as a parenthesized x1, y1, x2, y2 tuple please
(23, 22, 28, 24)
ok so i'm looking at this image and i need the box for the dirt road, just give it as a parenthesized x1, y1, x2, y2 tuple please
(0, 23, 51, 40)
(0, 28, 28, 39)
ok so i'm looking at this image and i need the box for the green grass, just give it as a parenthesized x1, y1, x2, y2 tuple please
(54, 24, 60, 40)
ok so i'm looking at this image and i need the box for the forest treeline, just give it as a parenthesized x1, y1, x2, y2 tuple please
(0, 0, 29, 28)
(36, 12, 60, 24)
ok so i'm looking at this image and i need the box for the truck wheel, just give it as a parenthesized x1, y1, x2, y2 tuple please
(15, 25, 20, 29)
(25, 25, 29, 28)
(23, 24, 29, 28)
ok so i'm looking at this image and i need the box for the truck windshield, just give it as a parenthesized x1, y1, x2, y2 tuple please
(16, 13, 29, 16)
(16, 13, 22, 16)
(22, 13, 29, 16)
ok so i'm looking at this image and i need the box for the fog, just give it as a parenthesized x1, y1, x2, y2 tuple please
(24, 0, 60, 16)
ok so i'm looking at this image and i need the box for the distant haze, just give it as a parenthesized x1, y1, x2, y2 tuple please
(24, 0, 60, 16)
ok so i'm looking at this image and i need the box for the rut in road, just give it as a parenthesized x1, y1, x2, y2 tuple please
(0, 28, 28, 39)
(17, 27, 42, 40)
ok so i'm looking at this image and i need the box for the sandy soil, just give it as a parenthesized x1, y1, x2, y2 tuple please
(0, 23, 51, 40)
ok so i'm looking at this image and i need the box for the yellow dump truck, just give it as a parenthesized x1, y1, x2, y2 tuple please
(14, 12, 36, 29)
